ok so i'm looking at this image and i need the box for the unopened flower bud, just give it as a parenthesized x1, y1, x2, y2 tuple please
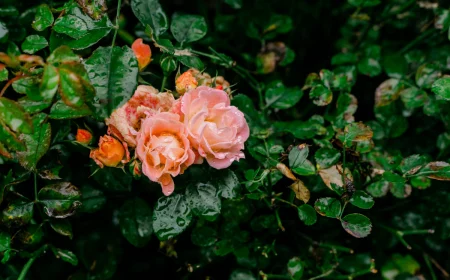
(75, 129, 92, 145)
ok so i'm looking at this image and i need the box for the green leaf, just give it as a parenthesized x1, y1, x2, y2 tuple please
(297, 204, 317, 226)
(40, 64, 60, 100)
(47, 45, 80, 64)
(171, 14, 207, 43)
(58, 67, 85, 108)
(186, 183, 221, 221)
(84, 46, 139, 120)
(366, 180, 389, 197)
(292, 160, 316, 176)
(416, 63, 441, 89)
(1, 198, 34, 226)
(79, 186, 106, 213)
(16, 113, 51, 171)
(50, 219, 73, 239)
(314, 197, 341, 218)
(348, 0, 380, 7)
(358, 57, 381, 77)
(38, 182, 82, 218)
(398, 154, 427, 175)
(400, 87, 427, 109)
(0, 21, 8, 43)
(0, 97, 33, 133)
(18, 224, 44, 246)
(0, 67, 7, 82)
(383, 54, 407, 79)
(224, 0, 243, 9)
(341, 213, 372, 238)
(160, 54, 177, 75)
(21, 35, 48, 54)
(350, 190, 374, 209)
(215, 239, 234, 256)
(287, 257, 304, 280)
(32, 4, 54, 31)
(381, 254, 420, 279)
(289, 144, 309, 169)
(337, 122, 373, 147)
(131, 0, 168, 38)
(331, 53, 357, 65)
(417, 161, 450, 181)
(177, 55, 204, 70)
(410, 176, 431, 189)
(152, 194, 192, 240)
(119, 198, 153, 247)
(0, 232, 10, 252)
(12, 76, 41, 101)
(309, 84, 333, 106)
(431, 77, 450, 100)
(51, 247, 78, 266)
(49, 100, 92, 119)
(315, 147, 341, 170)
(383, 171, 405, 183)
(390, 182, 411, 199)
(191, 226, 217, 247)
(214, 169, 240, 199)
(265, 80, 303, 109)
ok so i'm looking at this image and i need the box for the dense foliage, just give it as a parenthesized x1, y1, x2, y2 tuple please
(1, 0, 450, 279)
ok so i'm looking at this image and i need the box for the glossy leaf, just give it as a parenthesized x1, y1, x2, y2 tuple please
(309, 84, 332, 106)
(186, 183, 221, 221)
(289, 144, 309, 169)
(431, 77, 450, 101)
(417, 161, 450, 181)
(341, 213, 372, 238)
(292, 160, 316, 176)
(38, 182, 82, 218)
(191, 226, 217, 247)
(49, 100, 92, 119)
(398, 154, 427, 175)
(79, 186, 106, 213)
(51, 247, 78, 266)
(32, 4, 54, 31)
(0, 97, 33, 135)
(18, 224, 44, 246)
(265, 80, 303, 109)
(119, 198, 153, 247)
(40, 64, 60, 100)
(131, 0, 168, 38)
(314, 197, 341, 218)
(21, 35, 48, 54)
(350, 190, 375, 209)
(214, 169, 240, 199)
(152, 194, 192, 241)
(50, 219, 73, 239)
(84, 46, 139, 120)
(0, 198, 34, 226)
(297, 204, 317, 226)
(287, 257, 304, 280)
(171, 14, 207, 43)
(177, 55, 204, 70)
(315, 147, 341, 170)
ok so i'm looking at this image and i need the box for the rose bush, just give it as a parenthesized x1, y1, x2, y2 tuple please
(1, 0, 450, 279)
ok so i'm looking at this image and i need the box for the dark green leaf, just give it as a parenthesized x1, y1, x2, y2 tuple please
(12, 76, 41, 101)
(191, 226, 217, 247)
(0, 232, 10, 252)
(350, 190, 374, 209)
(292, 160, 316, 176)
(119, 198, 153, 247)
(80, 186, 106, 213)
(171, 14, 207, 43)
(383, 171, 405, 183)
(84, 46, 139, 120)
(265, 80, 303, 109)
(131, 0, 168, 38)
(315, 147, 341, 170)
(58, 68, 85, 108)
(40, 64, 60, 100)
(416, 63, 441, 89)
(47, 45, 80, 64)
(152, 194, 192, 240)
(400, 87, 427, 109)
(337, 122, 373, 147)
(16, 113, 51, 171)
(309, 84, 332, 106)
(341, 213, 372, 238)
(38, 182, 82, 218)
(186, 183, 221, 221)
(18, 224, 44, 246)
(314, 197, 341, 218)
(431, 77, 450, 101)
(1, 198, 33, 226)
(215, 239, 234, 256)
(398, 154, 427, 175)
(213, 169, 240, 199)
(297, 204, 317, 226)
(32, 4, 54, 31)
(287, 257, 304, 280)
(21, 35, 48, 54)
(417, 161, 450, 181)
(177, 55, 204, 69)
(366, 180, 389, 197)
(224, 0, 243, 9)
(51, 247, 78, 266)
(0, 97, 33, 133)
(383, 54, 407, 79)
(49, 100, 92, 119)
(289, 145, 309, 169)
(50, 219, 73, 239)
(358, 57, 381, 77)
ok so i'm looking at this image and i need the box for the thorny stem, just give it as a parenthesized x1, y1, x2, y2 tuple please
(111, 0, 123, 47)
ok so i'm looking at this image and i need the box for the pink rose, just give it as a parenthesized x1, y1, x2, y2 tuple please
(106, 85, 175, 147)
(180, 86, 249, 169)
(135, 112, 195, 196)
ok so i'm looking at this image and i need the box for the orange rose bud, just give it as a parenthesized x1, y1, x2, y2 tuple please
(90, 135, 130, 168)
(175, 69, 198, 94)
(132, 38, 151, 71)
(76, 129, 92, 145)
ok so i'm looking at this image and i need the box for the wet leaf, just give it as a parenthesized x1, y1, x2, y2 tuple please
(290, 180, 310, 203)
(350, 190, 374, 209)
(0, 97, 33, 133)
(1, 198, 34, 226)
(431, 77, 450, 100)
(49, 100, 92, 119)
(40, 64, 60, 100)
(341, 213, 372, 238)
(297, 204, 317, 226)
(171, 14, 207, 43)
(50, 219, 73, 239)
(51, 247, 78, 266)
(176, 55, 204, 69)
(32, 4, 54, 31)
(191, 226, 217, 247)
(38, 182, 82, 218)
(12, 76, 41, 101)
(47, 45, 80, 64)
(214, 169, 240, 199)
(152, 194, 192, 241)
(79, 186, 106, 213)
(76, 0, 107, 20)
(309, 84, 333, 106)
(119, 198, 153, 247)
(315, 147, 341, 170)
(383, 53, 407, 79)
(21, 35, 48, 54)
(84, 46, 139, 120)
(16, 113, 51, 171)
(287, 257, 304, 280)
(314, 197, 341, 218)
(131, 0, 168, 38)
(265, 80, 303, 109)
(186, 183, 221, 221)
(58, 68, 85, 107)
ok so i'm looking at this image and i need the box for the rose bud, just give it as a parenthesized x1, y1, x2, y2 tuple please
(129, 159, 142, 179)
(175, 69, 198, 94)
(75, 129, 92, 145)
(90, 135, 130, 168)
(131, 38, 151, 71)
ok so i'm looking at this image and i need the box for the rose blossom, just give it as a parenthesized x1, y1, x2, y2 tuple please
(135, 112, 195, 196)
(180, 86, 249, 169)
(106, 85, 175, 147)
(90, 135, 130, 168)
(131, 38, 151, 70)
